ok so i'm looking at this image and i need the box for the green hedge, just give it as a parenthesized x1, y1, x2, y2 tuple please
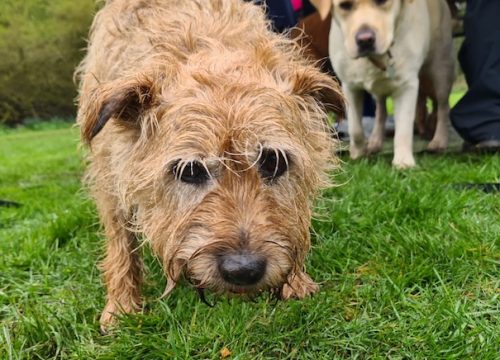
(0, 0, 96, 125)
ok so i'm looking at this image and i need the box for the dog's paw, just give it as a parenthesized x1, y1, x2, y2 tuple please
(99, 300, 139, 334)
(281, 272, 319, 300)
(99, 303, 119, 334)
(427, 138, 448, 153)
(366, 137, 383, 154)
(349, 145, 366, 160)
(392, 155, 416, 169)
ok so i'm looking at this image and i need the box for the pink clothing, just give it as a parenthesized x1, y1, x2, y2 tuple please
(291, 0, 302, 11)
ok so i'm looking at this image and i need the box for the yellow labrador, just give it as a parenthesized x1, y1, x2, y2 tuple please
(311, 0, 455, 168)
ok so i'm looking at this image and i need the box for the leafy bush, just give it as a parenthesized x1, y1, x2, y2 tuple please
(0, 0, 96, 125)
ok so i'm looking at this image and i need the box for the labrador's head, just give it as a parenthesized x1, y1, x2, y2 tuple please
(312, 0, 411, 58)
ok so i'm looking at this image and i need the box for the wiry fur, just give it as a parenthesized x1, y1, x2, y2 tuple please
(76, 0, 344, 330)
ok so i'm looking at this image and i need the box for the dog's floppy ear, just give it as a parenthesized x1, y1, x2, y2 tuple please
(79, 74, 159, 145)
(310, 0, 333, 20)
(291, 67, 345, 118)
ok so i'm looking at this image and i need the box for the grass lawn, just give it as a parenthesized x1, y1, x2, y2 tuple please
(0, 122, 498, 359)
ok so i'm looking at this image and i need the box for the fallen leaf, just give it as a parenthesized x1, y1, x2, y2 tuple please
(220, 346, 231, 359)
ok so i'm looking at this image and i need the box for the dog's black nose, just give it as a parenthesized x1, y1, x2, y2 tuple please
(356, 27, 376, 54)
(218, 253, 267, 286)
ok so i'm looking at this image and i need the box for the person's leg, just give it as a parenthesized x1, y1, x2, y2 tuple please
(450, 0, 500, 147)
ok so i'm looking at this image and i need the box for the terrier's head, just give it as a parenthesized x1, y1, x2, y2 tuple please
(79, 38, 344, 299)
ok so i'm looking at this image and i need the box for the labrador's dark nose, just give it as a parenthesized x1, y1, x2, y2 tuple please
(218, 253, 267, 286)
(356, 27, 376, 55)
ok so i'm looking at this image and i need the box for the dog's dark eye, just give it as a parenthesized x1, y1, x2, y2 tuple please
(172, 160, 210, 185)
(339, 1, 354, 11)
(374, 0, 388, 5)
(258, 148, 289, 182)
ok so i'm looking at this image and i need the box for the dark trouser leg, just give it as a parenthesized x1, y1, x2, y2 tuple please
(450, 0, 500, 144)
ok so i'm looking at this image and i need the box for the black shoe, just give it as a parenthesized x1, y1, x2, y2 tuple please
(462, 139, 500, 153)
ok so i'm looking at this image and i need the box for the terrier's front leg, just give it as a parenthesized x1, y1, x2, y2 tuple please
(97, 199, 143, 332)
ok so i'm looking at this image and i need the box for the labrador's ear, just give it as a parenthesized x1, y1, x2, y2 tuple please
(310, 0, 333, 20)
(291, 67, 345, 118)
(78, 74, 159, 145)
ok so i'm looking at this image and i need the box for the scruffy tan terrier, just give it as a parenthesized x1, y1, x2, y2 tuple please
(76, 0, 344, 330)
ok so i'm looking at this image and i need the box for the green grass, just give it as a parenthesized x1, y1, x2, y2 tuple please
(386, 90, 464, 115)
(1, 123, 499, 359)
